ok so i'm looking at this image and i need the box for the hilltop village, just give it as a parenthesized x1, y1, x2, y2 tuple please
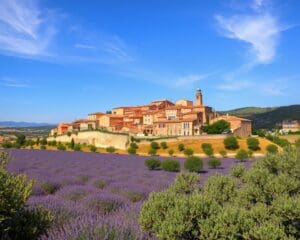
(50, 89, 252, 138)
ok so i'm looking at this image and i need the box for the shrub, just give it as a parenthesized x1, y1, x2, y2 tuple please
(89, 145, 97, 152)
(183, 148, 194, 157)
(184, 156, 203, 172)
(178, 143, 185, 152)
(224, 136, 239, 150)
(57, 143, 66, 151)
(70, 138, 75, 149)
(247, 137, 260, 151)
(150, 141, 160, 150)
(1, 141, 12, 149)
(40, 138, 47, 145)
(88, 199, 122, 215)
(145, 158, 161, 170)
(160, 141, 168, 149)
(106, 146, 116, 153)
(124, 191, 146, 202)
(208, 157, 221, 168)
(235, 149, 249, 162)
(162, 159, 180, 172)
(266, 135, 290, 148)
(94, 180, 107, 189)
(201, 143, 214, 157)
(230, 163, 245, 178)
(73, 144, 81, 151)
(295, 138, 300, 148)
(41, 181, 60, 195)
(40, 145, 46, 150)
(170, 172, 200, 194)
(219, 149, 227, 158)
(130, 142, 138, 149)
(140, 147, 300, 240)
(127, 147, 136, 155)
(168, 149, 174, 156)
(266, 144, 278, 154)
(78, 175, 89, 184)
(148, 148, 157, 156)
(0, 152, 58, 239)
(248, 150, 253, 158)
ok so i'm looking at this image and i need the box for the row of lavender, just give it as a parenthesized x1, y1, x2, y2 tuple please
(7, 149, 249, 239)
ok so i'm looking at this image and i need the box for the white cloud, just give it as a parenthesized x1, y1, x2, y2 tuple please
(216, 13, 282, 64)
(174, 74, 208, 88)
(0, 78, 30, 88)
(217, 79, 252, 91)
(0, 0, 56, 57)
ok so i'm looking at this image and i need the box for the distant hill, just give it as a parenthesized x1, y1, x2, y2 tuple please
(220, 105, 300, 129)
(0, 121, 52, 128)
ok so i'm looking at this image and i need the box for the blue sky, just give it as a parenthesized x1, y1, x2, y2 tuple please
(0, 0, 299, 123)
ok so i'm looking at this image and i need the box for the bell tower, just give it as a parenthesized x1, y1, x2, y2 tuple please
(195, 88, 203, 106)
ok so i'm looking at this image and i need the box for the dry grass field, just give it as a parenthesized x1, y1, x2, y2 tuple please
(28, 137, 277, 157)
(281, 134, 300, 143)
(133, 137, 275, 157)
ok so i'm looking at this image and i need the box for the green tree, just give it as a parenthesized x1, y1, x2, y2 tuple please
(150, 141, 160, 150)
(202, 120, 230, 134)
(162, 159, 180, 172)
(247, 137, 260, 151)
(106, 146, 116, 153)
(178, 143, 185, 152)
(145, 158, 161, 170)
(130, 142, 138, 149)
(89, 145, 97, 152)
(168, 149, 174, 156)
(128, 147, 136, 155)
(15, 133, 26, 146)
(236, 149, 249, 162)
(208, 157, 221, 168)
(40, 138, 47, 145)
(160, 141, 168, 149)
(266, 144, 278, 154)
(219, 149, 227, 158)
(184, 156, 203, 172)
(73, 144, 81, 151)
(224, 136, 239, 150)
(183, 148, 194, 157)
(201, 143, 214, 157)
(70, 138, 75, 149)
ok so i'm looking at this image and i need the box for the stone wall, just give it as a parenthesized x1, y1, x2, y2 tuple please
(48, 131, 129, 150)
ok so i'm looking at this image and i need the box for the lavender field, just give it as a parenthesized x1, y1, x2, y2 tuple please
(7, 149, 250, 239)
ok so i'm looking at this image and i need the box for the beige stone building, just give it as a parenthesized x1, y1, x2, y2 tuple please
(210, 115, 252, 137)
(282, 120, 300, 132)
(52, 89, 251, 138)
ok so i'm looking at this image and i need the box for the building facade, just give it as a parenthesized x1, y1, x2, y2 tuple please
(52, 89, 251, 138)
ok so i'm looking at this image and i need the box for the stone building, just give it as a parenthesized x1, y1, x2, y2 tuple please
(210, 115, 252, 137)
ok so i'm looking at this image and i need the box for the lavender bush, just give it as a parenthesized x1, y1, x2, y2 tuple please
(7, 149, 251, 239)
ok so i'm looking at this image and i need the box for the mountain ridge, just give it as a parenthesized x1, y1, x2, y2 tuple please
(220, 105, 300, 129)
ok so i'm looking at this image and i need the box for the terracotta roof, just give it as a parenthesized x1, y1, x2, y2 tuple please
(165, 105, 193, 110)
(88, 112, 105, 115)
(73, 119, 89, 123)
